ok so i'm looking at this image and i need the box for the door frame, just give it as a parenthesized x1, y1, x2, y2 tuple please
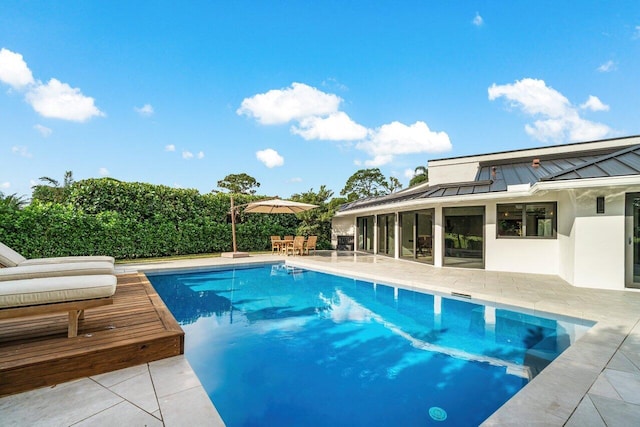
(625, 193, 640, 288)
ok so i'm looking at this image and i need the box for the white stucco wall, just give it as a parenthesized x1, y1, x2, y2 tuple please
(557, 191, 576, 285)
(484, 200, 560, 275)
(571, 189, 626, 290)
(428, 161, 479, 186)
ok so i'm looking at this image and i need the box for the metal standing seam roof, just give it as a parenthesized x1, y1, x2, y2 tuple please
(337, 144, 640, 213)
(541, 144, 640, 181)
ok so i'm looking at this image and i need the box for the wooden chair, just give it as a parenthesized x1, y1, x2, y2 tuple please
(304, 236, 317, 255)
(270, 236, 282, 254)
(289, 236, 305, 256)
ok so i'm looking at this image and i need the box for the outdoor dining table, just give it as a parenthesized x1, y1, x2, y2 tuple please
(274, 239, 295, 255)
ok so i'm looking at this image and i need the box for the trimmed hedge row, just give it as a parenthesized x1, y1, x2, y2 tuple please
(0, 179, 300, 259)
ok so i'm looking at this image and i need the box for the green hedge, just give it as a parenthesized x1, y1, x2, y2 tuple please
(0, 179, 301, 259)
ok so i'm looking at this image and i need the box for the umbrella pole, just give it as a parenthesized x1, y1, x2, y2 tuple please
(231, 195, 237, 253)
(221, 194, 249, 258)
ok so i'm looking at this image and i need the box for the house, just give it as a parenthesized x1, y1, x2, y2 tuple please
(332, 135, 640, 291)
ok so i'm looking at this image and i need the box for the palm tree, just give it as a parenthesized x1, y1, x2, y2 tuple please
(409, 165, 428, 187)
(0, 191, 27, 210)
(32, 171, 74, 203)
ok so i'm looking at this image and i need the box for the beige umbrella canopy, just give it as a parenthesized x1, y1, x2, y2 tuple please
(244, 198, 319, 214)
(223, 197, 319, 257)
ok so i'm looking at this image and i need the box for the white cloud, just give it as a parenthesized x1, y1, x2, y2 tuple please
(135, 103, 154, 117)
(291, 112, 368, 141)
(25, 79, 104, 122)
(488, 78, 612, 143)
(99, 167, 109, 176)
(404, 168, 415, 179)
(34, 124, 52, 137)
(0, 48, 34, 89)
(597, 60, 616, 73)
(0, 49, 103, 122)
(239, 81, 453, 166)
(197, 151, 205, 159)
(0, 182, 10, 189)
(165, 144, 176, 152)
(289, 177, 303, 183)
(488, 78, 571, 117)
(473, 12, 484, 26)
(237, 82, 341, 124)
(356, 121, 452, 166)
(580, 95, 610, 112)
(634, 26, 640, 40)
(11, 145, 32, 158)
(182, 150, 194, 159)
(256, 148, 284, 168)
(173, 183, 183, 189)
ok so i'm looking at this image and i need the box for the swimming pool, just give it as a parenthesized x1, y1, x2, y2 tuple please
(148, 263, 592, 426)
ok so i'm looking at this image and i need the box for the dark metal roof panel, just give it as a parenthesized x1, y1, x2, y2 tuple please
(618, 151, 640, 170)
(457, 186, 475, 195)
(545, 144, 640, 181)
(597, 158, 637, 176)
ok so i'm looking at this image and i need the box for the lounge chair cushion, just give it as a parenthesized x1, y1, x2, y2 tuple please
(0, 275, 117, 308)
(0, 261, 115, 282)
(0, 241, 115, 267)
(0, 242, 27, 267)
(19, 255, 115, 266)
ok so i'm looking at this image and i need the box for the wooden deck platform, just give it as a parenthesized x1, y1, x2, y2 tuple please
(0, 273, 184, 397)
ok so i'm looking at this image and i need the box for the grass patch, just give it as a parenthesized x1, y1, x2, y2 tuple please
(115, 251, 272, 264)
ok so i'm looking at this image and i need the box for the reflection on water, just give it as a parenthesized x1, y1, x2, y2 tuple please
(148, 264, 593, 427)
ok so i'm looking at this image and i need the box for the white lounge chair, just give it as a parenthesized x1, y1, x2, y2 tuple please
(0, 261, 114, 281)
(0, 241, 115, 267)
(0, 274, 117, 337)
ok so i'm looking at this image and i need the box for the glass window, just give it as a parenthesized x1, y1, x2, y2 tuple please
(497, 202, 556, 238)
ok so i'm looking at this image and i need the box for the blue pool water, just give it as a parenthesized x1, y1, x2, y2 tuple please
(148, 263, 592, 427)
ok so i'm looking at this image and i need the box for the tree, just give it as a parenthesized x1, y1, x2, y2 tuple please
(290, 185, 336, 249)
(340, 168, 397, 201)
(409, 165, 428, 187)
(31, 170, 75, 203)
(388, 176, 403, 193)
(216, 173, 260, 194)
(0, 191, 27, 211)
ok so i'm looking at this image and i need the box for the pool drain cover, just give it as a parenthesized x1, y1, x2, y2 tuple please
(429, 406, 447, 421)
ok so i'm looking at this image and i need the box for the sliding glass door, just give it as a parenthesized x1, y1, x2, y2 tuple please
(377, 213, 395, 256)
(626, 193, 640, 288)
(400, 210, 434, 264)
(443, 206, 485, 268)
(357, 216, 374, 252)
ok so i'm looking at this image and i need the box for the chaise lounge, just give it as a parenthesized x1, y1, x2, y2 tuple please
(0, 274, 117, 337)
(0, 242, 117, 337)
(0, 241, 115, 267)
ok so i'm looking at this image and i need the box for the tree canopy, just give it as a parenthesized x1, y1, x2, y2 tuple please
(340, 168, 402, 201)
(216, 173, 261, 194)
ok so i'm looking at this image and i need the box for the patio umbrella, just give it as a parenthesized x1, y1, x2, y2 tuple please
(222, 197, 318, 258)
(244, 198, 319, 214)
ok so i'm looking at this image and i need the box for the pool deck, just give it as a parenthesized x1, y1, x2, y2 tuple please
(2, 252, 640, 425)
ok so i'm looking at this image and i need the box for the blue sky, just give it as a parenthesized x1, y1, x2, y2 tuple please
(1, 1, 639, 200)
